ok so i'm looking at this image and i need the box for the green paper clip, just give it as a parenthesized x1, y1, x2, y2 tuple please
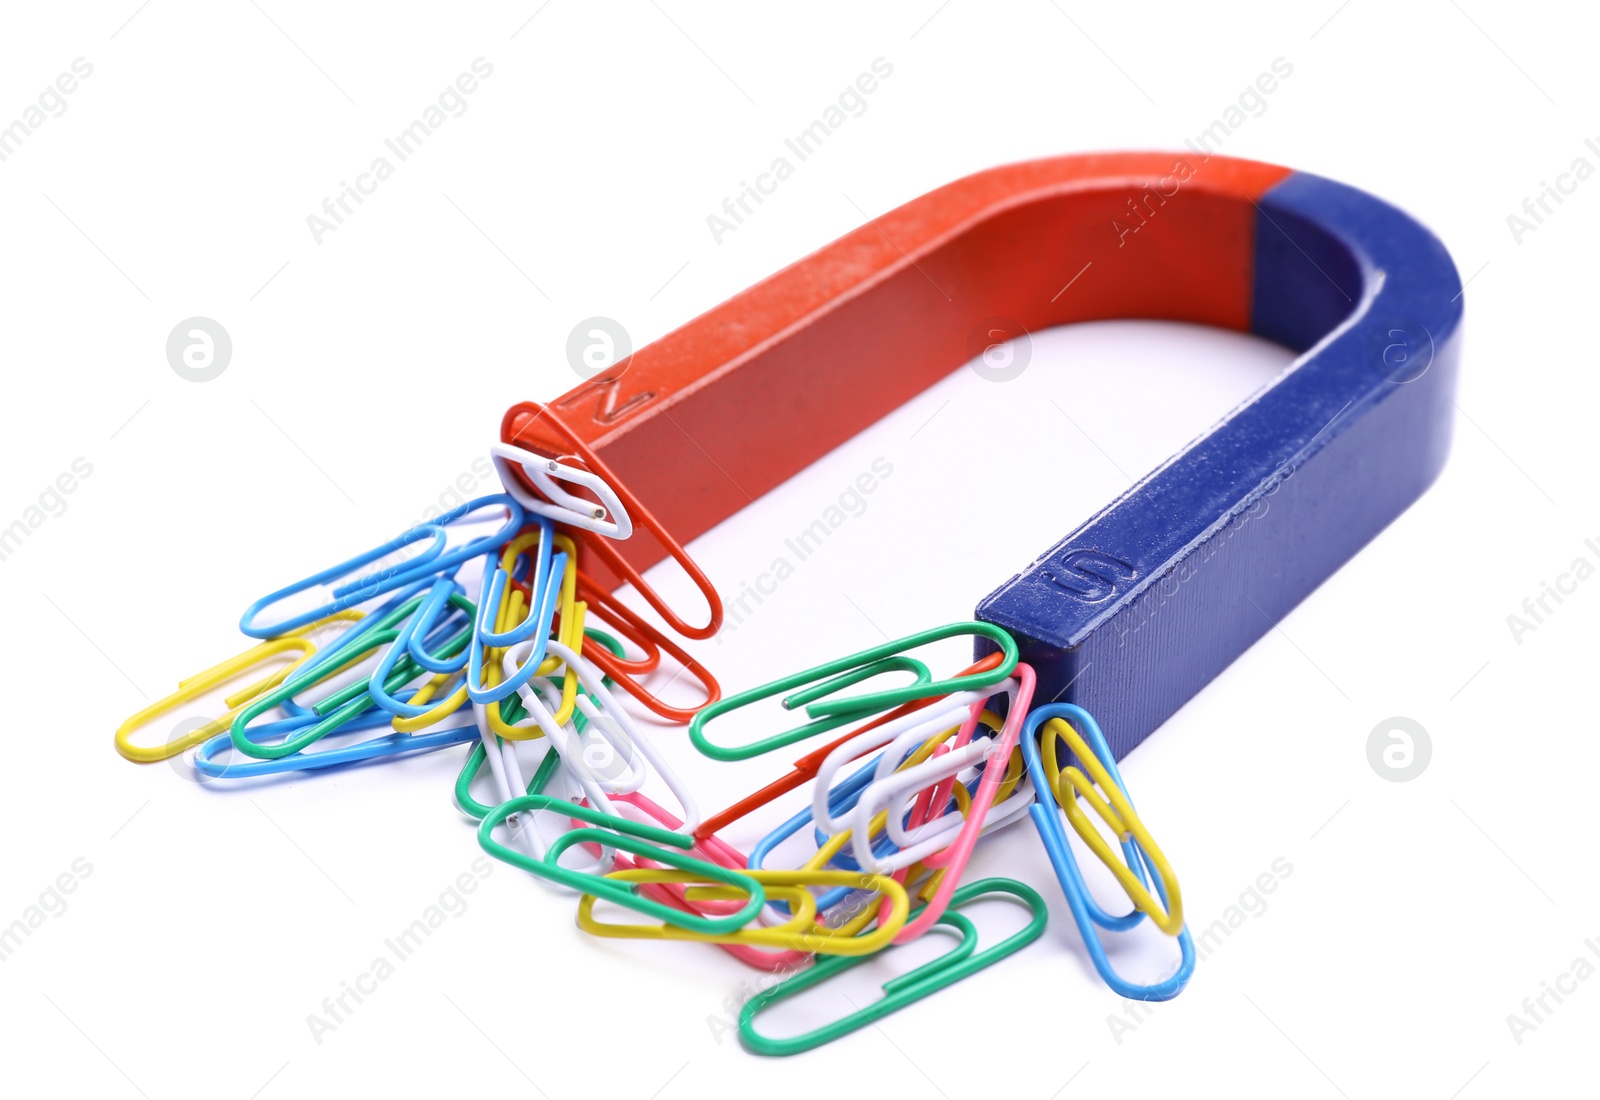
(739, 877, 1047, 1056)
(478, 795, 767, 937)
(689, 621, 1018, 762)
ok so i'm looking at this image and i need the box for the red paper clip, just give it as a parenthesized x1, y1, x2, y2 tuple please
(574, 568, 720, 724)
(507, 562, 714, 722)
(500, 400, 723, 641)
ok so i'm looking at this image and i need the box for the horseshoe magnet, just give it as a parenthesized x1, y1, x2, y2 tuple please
(504, 152, 1462, 758)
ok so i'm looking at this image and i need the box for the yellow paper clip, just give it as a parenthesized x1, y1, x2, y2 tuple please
(392, 669, 468, 733)
(1040, 716, 1183, 934)
(119, 611, 371, 763)
(483, 532, 584, 738)
(578, 869, 910, 956)
(117, 638, 316, 763)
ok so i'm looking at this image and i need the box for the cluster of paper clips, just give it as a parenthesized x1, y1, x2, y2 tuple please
(115, 402, 1194, 1055)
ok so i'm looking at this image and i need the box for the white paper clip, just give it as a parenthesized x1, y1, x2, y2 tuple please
(490, 441, 633, 539)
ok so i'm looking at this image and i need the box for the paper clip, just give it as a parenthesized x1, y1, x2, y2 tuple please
(739, 878, 1048, 1056)
(567, 580, 661, 678)
(453, 623, 633, 821)
(389, 666, 471, 734)
(491, 441, 632, 539)
(369, 579, 475, 718)
(492, 606, 585, 745)
(238, 526, 448, 638)
(454, 730, 567, 821)
(467, 549, 567, 705)
(864, 675, 1030, 853)
(505, 639, 701, 834)
(115, 636, 319, 762)
(573, 567, 719, 723)
(594, 792, 812, 973)
(231, 595, 462, 759)
(748, 753, 895, 916)
(576, 868, 910, 957)
(405, 577, 472, 674)
(572, 568, 711, 713)
(474, 522, 556, 648)
(478, 536, 582, 730)
(1039, 713, 1184, 934)
(192, 608, 481, 778)
(747, 723, 972, 919)
(326, 494, 525, 599)
(194, 713, 477, 779)
(456, 678, 591, 869)
(1020, 702, 1195, 1001)
(802, 719, 1028, 883)
(454, 642, 614, 863)
(808, 691, 989, 835)
(692, 656, 931, 765)
(692, 652, 1008, 840)
(277, 593, 426, 705)
(226, 611, 370, 726)
(841, 674, 1038, 935)
(897, 721, 1032, 942)
(500, 400, 722, 639)
(478, 794, 765, 935)
(227, 634, 396, 759)
(757, 694, 1019, 924)
(689, 621, 1017, 762)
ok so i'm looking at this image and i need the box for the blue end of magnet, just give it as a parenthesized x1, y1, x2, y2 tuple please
(975, 171, 1463, 761)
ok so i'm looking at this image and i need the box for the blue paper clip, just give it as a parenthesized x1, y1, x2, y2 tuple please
(241, 495, 524, 639)
(1020, 702, 1194, 1001)
(474, 517, 555, 648)
(328, 494, 525, 599)
(194, 712, 477, 779)
(368, 580, 474, 718)
(272, 580, 439, 723)
(239, 526, 449, 638)
(232, 611, 459, 759)
(405, 577, 473, 674)
(466, 550, 566, 705)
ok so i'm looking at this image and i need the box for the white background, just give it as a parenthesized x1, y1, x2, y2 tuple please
(0, 1, 1595, 1096)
